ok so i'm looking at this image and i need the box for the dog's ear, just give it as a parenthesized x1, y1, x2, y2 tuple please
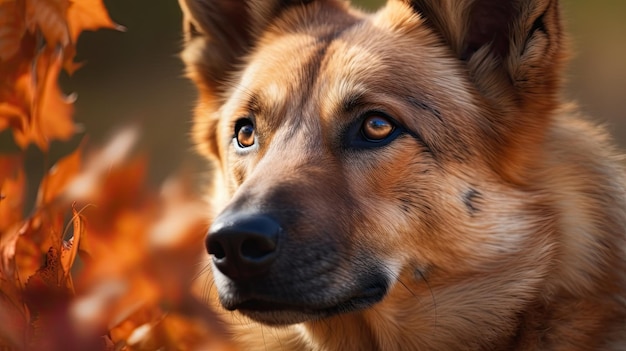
(402, 0, 566, 108)
(179, 0, 315, 100)
(399, 0, 568, 182)
(179, 0, 315, 158)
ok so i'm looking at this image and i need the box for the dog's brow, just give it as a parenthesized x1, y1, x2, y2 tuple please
(243, 92, 275, 118)
(341, 91, 367, 113)
(246, 94, 261, 113)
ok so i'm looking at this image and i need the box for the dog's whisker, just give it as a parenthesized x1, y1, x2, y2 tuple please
(416, 269, 438, 334)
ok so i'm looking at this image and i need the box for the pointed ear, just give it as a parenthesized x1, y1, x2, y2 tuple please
(399, 0, 568, 183)
(179, 0, 315, 101)
(179, 0, 315, 158)
(402, 0, 566, 109)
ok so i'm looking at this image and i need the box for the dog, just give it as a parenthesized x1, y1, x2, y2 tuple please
(179, 0, 626, 349)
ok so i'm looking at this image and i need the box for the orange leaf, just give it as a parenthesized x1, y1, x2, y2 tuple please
(36, 49, 75, 147)
(67, 0, 121, 44)
(24, 247, 70, 300)
(13, 48, 76, 149)
(0, 0, 26, 61)
(0, 155, 24, 233)
(13, 231, 39, 288)
(60, 206, 84, 280)
(36, 143, 83, 206)
(24, 0, 70, 48)
(61, 43, 83, 75)
(0, 60, 34, 138)
(0, 103, 27, 132)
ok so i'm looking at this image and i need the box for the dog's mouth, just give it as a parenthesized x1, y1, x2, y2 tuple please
(222, 283, 388, 325)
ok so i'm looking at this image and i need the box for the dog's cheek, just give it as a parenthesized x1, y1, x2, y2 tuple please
(343, 144, 437, 261)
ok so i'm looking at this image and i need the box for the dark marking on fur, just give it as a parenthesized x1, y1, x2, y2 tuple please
(399, 197, 414, 213)
(463, 189, 482, 215)
(407, 97, 443, 122)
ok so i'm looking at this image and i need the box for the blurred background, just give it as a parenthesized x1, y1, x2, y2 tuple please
(7, 0, 626, 191)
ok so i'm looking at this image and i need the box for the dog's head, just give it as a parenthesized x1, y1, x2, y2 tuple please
(180, 0, 566, 325)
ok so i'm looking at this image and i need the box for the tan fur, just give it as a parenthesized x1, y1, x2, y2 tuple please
(180, 0, 626, 350)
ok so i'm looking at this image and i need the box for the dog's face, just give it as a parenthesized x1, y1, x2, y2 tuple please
(181, 0, 565, 326)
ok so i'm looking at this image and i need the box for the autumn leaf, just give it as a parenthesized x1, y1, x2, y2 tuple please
(0, 0, 26, 61)
(0, 155, 24, 232)
(0, 61, 33, 138)
(67, 0, 122, 43)
(0, 155, 25, 279)
(1, 0, 121, 150)
(0, 157, 28, 349)
(12, 49, 76, 150)
(36, 142, 83, 207)
(0, 1, 236, 349)
(59, 206, 85, 292)
(24, 0, 70, 48)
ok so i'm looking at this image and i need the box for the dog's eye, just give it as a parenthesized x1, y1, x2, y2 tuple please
(235, 119, 255, 148)
(361, 115, 395, 141)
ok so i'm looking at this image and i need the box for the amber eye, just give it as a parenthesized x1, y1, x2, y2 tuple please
(235, 119, 255, 148)
(361, 115, 394, 141)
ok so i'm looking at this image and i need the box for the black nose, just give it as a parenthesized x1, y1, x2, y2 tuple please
(206, 214, 281, 280)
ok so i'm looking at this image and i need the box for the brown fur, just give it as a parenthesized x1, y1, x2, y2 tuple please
(180, 0, 626, 349)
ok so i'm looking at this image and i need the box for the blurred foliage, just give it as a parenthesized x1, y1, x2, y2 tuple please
(0, 2, 234, 349)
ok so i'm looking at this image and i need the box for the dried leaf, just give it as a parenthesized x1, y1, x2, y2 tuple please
(0, 61, 33, 138)
(37, 143, 83, 206)
(0, 0, 26, 61)
(0, 0, 122, 150)
(11, 49, 76, 149)
(0, 103, 27, 132)
(59, 206, 85, 294)
(13, 230, 39, 288)
(0, 155, 24, 231)
(24, 0, 71, 48)
(67, 0, 121, 43)
(0, 1, 244, 350)
(34, 48, 76, 149)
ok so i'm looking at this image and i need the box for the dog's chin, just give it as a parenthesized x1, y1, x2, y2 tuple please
(221, 285, 388, 326)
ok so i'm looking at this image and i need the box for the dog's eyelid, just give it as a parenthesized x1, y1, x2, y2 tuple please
(231, 114, 255, 133)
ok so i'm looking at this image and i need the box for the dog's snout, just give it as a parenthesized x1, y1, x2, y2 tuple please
(207, 214, 280, 280)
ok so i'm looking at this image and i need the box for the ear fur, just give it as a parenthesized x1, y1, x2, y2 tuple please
(401, 0, 566, 108)
(179, 0, 317, 99)
(399, 0, 568, 183)
(179, 0, 317, 158)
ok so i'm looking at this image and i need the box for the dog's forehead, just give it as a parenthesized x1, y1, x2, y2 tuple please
(224, 2, 471, 125)
(227, 31, 321, 111)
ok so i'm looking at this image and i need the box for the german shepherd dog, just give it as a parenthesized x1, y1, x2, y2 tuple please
(179, 0, 626, 349)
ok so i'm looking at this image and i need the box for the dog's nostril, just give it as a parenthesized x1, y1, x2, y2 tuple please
(241, 237, 276, 260)
(209, 240, 226, 259)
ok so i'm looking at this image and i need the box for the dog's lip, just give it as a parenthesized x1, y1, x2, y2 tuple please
(225, 284, 387, 317)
